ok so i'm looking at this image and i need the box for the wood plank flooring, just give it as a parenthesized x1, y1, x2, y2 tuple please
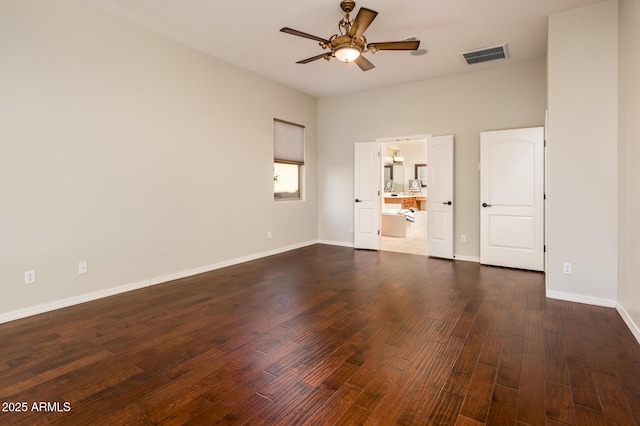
(1, 244, 639, 425)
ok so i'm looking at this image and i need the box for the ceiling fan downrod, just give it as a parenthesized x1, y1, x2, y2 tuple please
(339, 0, 356, 35)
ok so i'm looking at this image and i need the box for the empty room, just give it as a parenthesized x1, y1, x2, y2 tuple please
(1, 0, 639, 424)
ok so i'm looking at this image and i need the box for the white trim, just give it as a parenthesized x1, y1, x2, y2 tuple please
(546, 290, 617, 308)
(617, 303, 640, 345)
(0, 279, 152, 325)
(318, 239, 354, 248)
(376, 134, 431, 143)
(147, 239, 317, 286)
(0, 240, 318, 325)
(321, 242, 482, 261)
(454, 255, 481, 263)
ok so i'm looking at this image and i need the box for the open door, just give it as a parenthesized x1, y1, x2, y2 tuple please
(354, 142, 380, 250)
(427, 135, 454, 259)
(480, 127, 544, 271)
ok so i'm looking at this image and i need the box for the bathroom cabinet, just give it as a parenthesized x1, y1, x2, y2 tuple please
(384, 196, 427, 210)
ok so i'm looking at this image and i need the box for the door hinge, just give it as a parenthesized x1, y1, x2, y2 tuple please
(544, 139, 547, 147)
(378, 230, 380, 235)
(378, 190, 380, 196)
(544, 193, 547, 200)
(544, 245, 546, 252)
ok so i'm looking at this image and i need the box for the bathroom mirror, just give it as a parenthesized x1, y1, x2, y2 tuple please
(392, 165, 404, 192)
(415, 164, 427, 187)
(384, 164, 393, 181)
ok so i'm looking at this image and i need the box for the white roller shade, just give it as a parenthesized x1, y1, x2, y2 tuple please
(274, 119, 304, 165)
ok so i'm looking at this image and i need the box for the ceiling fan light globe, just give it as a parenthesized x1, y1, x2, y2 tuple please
(335, 46, 362, 62)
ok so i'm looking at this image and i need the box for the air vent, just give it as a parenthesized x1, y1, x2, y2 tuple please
(460, 44, 508, 65)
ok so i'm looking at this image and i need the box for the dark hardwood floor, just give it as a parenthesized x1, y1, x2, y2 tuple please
(1, 244, 639, 425)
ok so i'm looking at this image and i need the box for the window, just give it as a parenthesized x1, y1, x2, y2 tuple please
(274, 119, 304, 200)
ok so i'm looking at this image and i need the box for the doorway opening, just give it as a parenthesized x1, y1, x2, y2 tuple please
(379, 138, 428, 256)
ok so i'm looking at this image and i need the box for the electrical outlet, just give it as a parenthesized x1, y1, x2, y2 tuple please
(461, 235, 466, 243)
(25, 270, 36, 284)
(563, 263, 572, 274)
(267, 231, 272, 239)
(78, 261, 88, 274)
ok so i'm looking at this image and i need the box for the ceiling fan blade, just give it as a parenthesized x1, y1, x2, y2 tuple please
(280, 27, 329, 44)
(354, 55, 375, 71)
(368, 40, 421, 51)
(296, 53, 332, 64)
(348, 7, 378, 38)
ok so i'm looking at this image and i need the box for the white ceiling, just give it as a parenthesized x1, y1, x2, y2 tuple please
(78, 0, 604, 98)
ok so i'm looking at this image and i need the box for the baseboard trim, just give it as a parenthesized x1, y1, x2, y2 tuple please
(0, 279, 152, 325)
(0, 240, 318, 325)
(317, 242, 482, 262)
(454, 255, 481, 263)
(147, 240, 319, 286)
(317, 239, 354, 248)
(616, 302, 640, 345)
(546, 290, 617, 308)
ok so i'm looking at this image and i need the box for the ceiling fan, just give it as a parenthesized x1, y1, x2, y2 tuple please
(280, 0, 420, 71)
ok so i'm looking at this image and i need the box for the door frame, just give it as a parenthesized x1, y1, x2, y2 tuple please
(377, 135, 431, 218)
(544, 111, 549, 280)
(353, 135, 432, 251)
(377, 134, 432, 143)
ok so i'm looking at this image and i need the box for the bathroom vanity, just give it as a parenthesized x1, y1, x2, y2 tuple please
(384, 195, 427, 210)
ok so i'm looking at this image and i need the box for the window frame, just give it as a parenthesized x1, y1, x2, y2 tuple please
(273, 119, 305, 201)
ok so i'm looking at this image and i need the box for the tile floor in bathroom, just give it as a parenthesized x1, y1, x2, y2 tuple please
(381, 229, 427, 256)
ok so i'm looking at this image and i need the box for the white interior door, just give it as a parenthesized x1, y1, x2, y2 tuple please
(480, 127, 544, 271)
(354, 142, 380, 250)
(427, 135, 454, 259)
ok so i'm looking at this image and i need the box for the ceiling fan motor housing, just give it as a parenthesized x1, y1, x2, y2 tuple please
(331, 34, 365, 52)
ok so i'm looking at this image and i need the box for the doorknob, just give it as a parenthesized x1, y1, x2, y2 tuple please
(442, 201, 452, 205)
(482, 203, 492, 207)
(355, 199, 362, 203)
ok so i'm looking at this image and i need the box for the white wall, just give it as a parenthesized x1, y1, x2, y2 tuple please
(0, 0, 318, 320)
(317, 60, 546, 258)
(618, 0, 640, 340)
(546, 0, 618, 306)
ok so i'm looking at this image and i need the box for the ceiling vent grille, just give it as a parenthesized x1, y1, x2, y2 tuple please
(460, 44, 508, 65)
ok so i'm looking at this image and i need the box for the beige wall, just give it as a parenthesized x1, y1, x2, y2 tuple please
(317, 60, 547, 258)
(618, 0, 640, 340)
(546, 0, 619, 306)
(3, 0, 636, 340)
(0, 0, 318, 319)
